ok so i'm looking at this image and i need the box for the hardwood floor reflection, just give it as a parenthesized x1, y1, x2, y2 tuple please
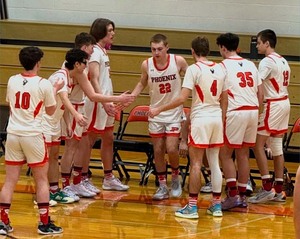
(0, 155, 297, 239)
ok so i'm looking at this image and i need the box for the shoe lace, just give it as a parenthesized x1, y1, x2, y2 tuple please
(63, 187, 77, 197)
(171, 180, 179, 189)
(85, 179, 98, 189)
(111, 177, 124, 186)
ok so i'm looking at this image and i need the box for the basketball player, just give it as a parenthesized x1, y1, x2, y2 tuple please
(0, 46, 63, 235)
(149, 36, 227, 218)
(59, 45, 135, 197)
(131, 33, 188, 200)
(77, 18, 132, 192)
(249, 29, 291, 204)
(216, 33, 263, 210)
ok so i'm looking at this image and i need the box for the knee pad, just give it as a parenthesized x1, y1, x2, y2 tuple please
(269, 137, 283, 156)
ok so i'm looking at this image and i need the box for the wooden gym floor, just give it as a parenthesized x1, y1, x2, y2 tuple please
(0, 152, 297, 239)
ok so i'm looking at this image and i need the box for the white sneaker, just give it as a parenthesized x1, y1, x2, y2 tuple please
(153, 185, 169, 200)
(70, 182, 96, 198)
(82, 178, 101, 194)
(170, 177, 182, 198)
(33, 199, 57, 207)
(200, 182, 212, 193)
(62, 186, 80, 202)
(248, 188, 275, 204)
(102, 176, 129, 191)
(272, 191, 286, 202)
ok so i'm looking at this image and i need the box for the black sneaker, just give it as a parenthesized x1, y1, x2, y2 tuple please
(0, 221, 13, 235)
(37, 218, 63, 235)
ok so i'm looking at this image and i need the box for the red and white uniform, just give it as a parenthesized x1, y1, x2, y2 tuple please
(221, 56, 261, 147)
(148, 54, 183, 123)
(85, 44, 114, 134)
(5, 73, 56, 166)
(257, 52, 290, 136)
(60, 61, 87, 140)
(183, 60, 226, 148)
(148, 54, 183, 137)
(42, 69, 72, 146)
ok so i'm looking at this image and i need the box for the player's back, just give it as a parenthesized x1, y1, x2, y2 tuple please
(221, 56, 260, 111)
(260, 52, 290, 99)
(189, 61, 225, 117)
(6, 74, 53, 136)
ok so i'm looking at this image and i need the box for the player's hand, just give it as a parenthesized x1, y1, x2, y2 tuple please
(66, 125, 73, 139)
(114, 103, 126, 112)
(103, 102, 115, 117)
(118, 91, 136, 104)
(149, 107, 160, 118)
(75, 113, 88, 127)
(179, 140, 188, 158)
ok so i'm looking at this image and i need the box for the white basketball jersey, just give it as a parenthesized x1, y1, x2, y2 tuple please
(182, 60, 226, 119)
(6, 74, 56, 136)
(221, 56, 261, 111)
(148, 54, 183, 123)
(258, 52, 290, 99)
(61, 60, 86, 104)
(42, 69, 72, 131)
(89, 44, 113, 96)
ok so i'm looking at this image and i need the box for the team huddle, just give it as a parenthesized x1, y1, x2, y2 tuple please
(0, 16, 291, 236)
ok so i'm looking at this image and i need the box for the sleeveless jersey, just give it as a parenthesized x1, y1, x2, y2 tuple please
(220, 56, 261, 111)
(258, 52, 290, 99)
(6, 74, 56, 136)
(42, 69, 72, 131)
(182, 60, 226, 119)
(148, 54, 183, 123)
(88, 44, 113, 96)
(61, 60, 86, 104)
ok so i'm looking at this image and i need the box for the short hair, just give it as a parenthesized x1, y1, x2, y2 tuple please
(64, 48, 88, 70)
(191, 36, 210, 57)
(19, 46, 44, 71)
(74, 32, 96, 49)
(90, 18, 115, 42)
(216, 33, 239, 51)
(257, 29, 277, 48)
(150, 34, 168, 46)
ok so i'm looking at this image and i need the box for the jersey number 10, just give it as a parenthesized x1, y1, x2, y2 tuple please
(15, 91, 30, 109)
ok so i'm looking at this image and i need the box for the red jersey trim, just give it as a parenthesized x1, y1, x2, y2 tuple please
(150, 133, 166, 138)
(21, 73, 37, 77)
(87, 126, 114, 135)
(266, 95, 288, 102)
(153, 54, 170, 71)
(269, 78, 280, 93)
(34, 101, 44, 118)
(197, 60, 216, 67)
(5, 160, 27, 166)
(195, 85, 204, 102)
(234, 106, 259, 111)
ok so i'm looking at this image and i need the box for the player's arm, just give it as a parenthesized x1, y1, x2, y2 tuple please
(131, 60, 149, 97)
(179, 110, 190, 158)
(88, 60, 116, 116)
(220, 90, 228, 123)
(76, 72, 134, 103)
(149, 87, 191, 117)
(59, 91, 87, 126)
(176, 55, 189, 76)
(45, 79, 64, 116)
(88, 61, 102, 94)
(62, 109, 73, 138)
(257, 83, 264, 112)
